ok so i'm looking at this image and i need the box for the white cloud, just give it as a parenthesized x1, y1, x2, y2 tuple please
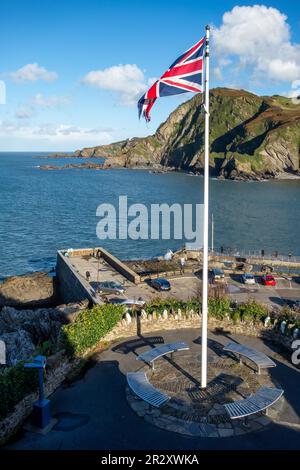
(212, 5, 300, 83)
(283, 79, 300, 104)
(10, 63, 58, 82)
(82, 64, 150, 106)
(0, 120, 113, 143)
(32, 93, 70, 107)
(212, 67, 223, 80)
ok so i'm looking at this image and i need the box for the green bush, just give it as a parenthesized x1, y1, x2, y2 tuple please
(146, 298, 186, 315)
(59, 304, 125, 356)
(231, 310, 241, 324)
(237, 301, 268, 323)
(208, 297, 231, 320)
(145, 297, 202, 316)
(0, 363, 38, 420)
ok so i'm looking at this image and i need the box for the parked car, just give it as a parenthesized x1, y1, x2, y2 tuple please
(108, 298, 145, 308)
(241, 273, 256, 285)
(91, 280, 126, 295)
(150, 278, 171, 291)
(210, 269, 225, 283)
(261, 274, 277, 287)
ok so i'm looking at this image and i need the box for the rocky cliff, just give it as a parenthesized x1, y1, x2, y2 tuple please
(76, 88, 300, 180)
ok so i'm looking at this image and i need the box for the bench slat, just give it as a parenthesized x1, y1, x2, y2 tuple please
(224, 342, 276, 370)
(137, 342, 189, 364)
(224, 387, 283, 420)
(127, 372, 169, 408)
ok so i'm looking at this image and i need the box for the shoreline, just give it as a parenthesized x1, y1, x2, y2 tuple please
(36, 159, 300, 182)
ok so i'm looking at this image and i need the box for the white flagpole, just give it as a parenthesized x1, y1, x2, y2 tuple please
(212, 213, 214, 253)
(201, 25, 210, 389)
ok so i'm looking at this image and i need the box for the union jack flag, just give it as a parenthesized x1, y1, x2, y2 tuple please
(138, 36, 205, 122)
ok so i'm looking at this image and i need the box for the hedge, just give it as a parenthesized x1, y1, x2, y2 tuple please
(59, 304, 125, 356)
(0, 363, 38, 420)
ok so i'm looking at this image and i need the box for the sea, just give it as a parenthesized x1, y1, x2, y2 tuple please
(0, 152, 299, 280)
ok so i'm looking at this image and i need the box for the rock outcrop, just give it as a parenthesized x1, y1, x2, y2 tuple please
(0, 330, 36, 366)
(75, 88, 300, 180)
(0, 301, 89, 365)
(0, 272, 57, 309)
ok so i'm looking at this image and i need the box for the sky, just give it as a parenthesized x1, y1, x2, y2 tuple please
(1, 0, 300, 151)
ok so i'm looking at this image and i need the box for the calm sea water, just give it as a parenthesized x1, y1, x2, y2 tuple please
(0, 152, 299, 280)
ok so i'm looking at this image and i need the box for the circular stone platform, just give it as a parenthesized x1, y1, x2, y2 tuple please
(126, 351, 285, 438)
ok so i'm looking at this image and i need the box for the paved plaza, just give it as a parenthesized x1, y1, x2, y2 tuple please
(7, 328, 300, 450)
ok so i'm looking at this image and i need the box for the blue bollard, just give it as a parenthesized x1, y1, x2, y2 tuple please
(24, 355, 51, 429)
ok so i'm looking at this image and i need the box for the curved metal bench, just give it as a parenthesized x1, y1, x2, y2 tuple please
(137, 342, 190, 370)
(224, 386, 284, 422)
(127, 372, 169, 408)
(224, 342, 276, 375)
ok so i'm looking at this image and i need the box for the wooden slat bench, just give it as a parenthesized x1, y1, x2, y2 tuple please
(224, 386, 284, 423)
(137, 342, 190, 370)
(127, 372, 169, 408)
(224, 342, 276, 375)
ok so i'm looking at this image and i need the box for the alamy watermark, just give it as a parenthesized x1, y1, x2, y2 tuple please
(292, 340, 300, 366)
(96, 196, 204, 248)
(0, 80, 6, 105)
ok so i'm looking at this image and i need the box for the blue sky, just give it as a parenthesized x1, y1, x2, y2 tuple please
(1, 0, 300, 151)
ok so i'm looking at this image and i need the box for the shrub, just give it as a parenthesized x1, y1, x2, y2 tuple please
(237, 301, 268, 323)
(59, 304, 125, 356)
(0, 363, 38, 420)
(208, 297, 231, 320)
(145, 298, 187, 315)
(231, 310, 241, 324)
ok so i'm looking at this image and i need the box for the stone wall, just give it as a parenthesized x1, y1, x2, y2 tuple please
(99, 247, 140, 284)
(56, 251, 97, 305)
(103, 309, 296, 354)
(0, 352, 79, 446)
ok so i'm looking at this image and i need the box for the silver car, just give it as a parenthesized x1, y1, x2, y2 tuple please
(91, 281, 126, 295)
(108, 298, 145, 307)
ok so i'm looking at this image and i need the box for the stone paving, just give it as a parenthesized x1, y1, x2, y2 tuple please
(127, 350, 286, 438)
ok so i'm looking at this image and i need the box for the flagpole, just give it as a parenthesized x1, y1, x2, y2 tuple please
(201, 24, 210, 389)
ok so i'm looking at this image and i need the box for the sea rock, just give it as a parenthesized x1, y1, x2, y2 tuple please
(0, 272, 57, 309)
(0, 330, 35, 366)
(0, 306, 67, 344)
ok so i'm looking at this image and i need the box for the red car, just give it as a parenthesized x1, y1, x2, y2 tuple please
(261, 274, 277, 286)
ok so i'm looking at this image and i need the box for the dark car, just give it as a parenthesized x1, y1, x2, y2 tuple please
(210, 268, 225, 284)
(150, 278, 171, 291)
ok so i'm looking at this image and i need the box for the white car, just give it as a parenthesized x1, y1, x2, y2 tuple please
(242, 273, 256, 285)
(108, 298, 145, 307)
